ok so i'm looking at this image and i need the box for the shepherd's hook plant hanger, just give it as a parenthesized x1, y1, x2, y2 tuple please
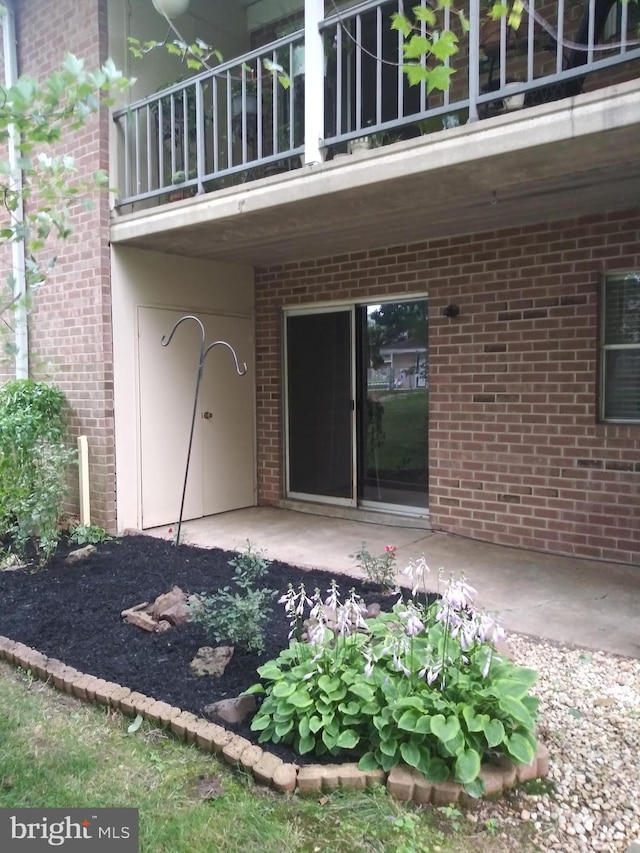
(161, 315, 247, 547)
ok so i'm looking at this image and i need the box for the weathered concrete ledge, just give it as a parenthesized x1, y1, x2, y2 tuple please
(0, 635, 549, 804)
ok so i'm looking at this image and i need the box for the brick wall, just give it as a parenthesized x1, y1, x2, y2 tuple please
(255, 209, 640, 565)
(15, 0, 115, 528)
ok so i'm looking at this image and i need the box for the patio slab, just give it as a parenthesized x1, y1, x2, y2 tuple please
(147, 506, 640, 659)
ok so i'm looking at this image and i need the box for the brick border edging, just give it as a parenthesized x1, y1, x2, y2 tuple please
(0, 636, 549, 803)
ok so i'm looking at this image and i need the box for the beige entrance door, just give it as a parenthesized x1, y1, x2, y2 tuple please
(138, 307, 254, 529)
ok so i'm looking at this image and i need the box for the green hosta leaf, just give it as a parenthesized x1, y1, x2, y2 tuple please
(415, 715, 432, 734)
(242, 683, 264, 695)
(400, 740, 421, 769)
(379, 737, 398, 757)
(336, 729, 360, 750)
(379, 750, 400, 772)
(350, 682, 375, 702)
(463, 706, 489, 733)
(463, 776, 485, 799)
(494, 679, 531, 700)
(499, 696, 534, 728)
(275, 719, 294, 738)
(273, 680, 296, 698)
(482, 718, 506, 748)
(298, 733, 316, 754)
(257, 663, 282, 681)
(394, 696, 425, 712)
(290, 689, 314, 710)
(322, 729, 338, 750)
(454, 748, 481, 785)
(358, 751, 380, 772)
(430, 713, 461, 744)
(505, 732, 536, 765)
(397, 709, 420, 732)
(298, 716, 310, 740)
(308, 715, 323, 733)
(251, 714, 271, 732)
(423, 756, 450, 783)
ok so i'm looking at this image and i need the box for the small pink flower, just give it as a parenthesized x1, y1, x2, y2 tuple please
(168, 527, 173, 534)
(385, 545, 396, 553)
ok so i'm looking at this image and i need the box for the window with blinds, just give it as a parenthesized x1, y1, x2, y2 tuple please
(601, 272, 640, 422)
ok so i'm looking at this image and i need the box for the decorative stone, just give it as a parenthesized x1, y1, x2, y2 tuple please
(411, 769, 433, 803)
(170, 712, 199, 740)
(297, 766, 326, 795)
(149, 586, 190, 625)
(338, 763, 368, 790)
(239, 745, 263, 771)
(366, 602, 381, 618)
(535, 740, 549, 777)
(222, 736, 254, 765)
(121, 608, 157, 633)
(478, 765, 505, 798)
(253, 753, 284, 786)
(65, 544, 97, 564)
(387, 765, 416, 801)
(272, 763, 298, 793)
(203, 695, 256, 725)
(190, 646, 234, 677)
(431, 778, 463, 806)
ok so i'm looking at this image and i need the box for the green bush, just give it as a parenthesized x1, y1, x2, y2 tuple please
(0, 379, 75, 566)
(247, 561, 539, 798)
(190, 541, 275, 654)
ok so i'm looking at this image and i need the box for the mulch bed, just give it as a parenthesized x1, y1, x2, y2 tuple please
(0, 534, 408, 764)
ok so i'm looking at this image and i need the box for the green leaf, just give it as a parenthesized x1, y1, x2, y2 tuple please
(397, 710, 420, 732)
(336, 729, 360, 750)
(425, 64, 455, 93)
(412, 6, 436, 26)
(241, 683, 264, 695)
(482, 718, 506, 748)
(430, 714, 461, 744)
(379, 737, 398, 757)
(505, 732, 536, 765)
(273, 680, 296, 698)
(256, 663, 282, 681)
(127, 714, 144, 734)
(298, 716, 310, 740)
(403, 35, 432, 60)
(454, 748, 481, 784)
(298, 733, 316, 754)
(275, 719, 294, 737)
(250, 715, 271, 732)
(423, 756, 450, 783)
(498, 696, 534, 728)
(463, 776, 485, 799)
(290, 689, 314, 710)
(308, 715, 323, 733)
(358, 752, 379, 772)
(400, 740, 421, 769)
(390, 12, 413, 38)
(349, 682, 375, 702)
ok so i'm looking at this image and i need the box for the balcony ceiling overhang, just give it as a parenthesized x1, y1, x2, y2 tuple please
(110, 80, 640, 266)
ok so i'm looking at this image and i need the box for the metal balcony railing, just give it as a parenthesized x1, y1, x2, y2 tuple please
(113, 0, 640, 208)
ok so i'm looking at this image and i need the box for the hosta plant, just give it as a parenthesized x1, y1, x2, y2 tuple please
(246, 560, 538, 797)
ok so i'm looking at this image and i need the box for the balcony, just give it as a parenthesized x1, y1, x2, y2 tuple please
(113, 0, 640, 213)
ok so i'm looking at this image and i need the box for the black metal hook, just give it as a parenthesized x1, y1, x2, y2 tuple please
(161, 315, 247, 547)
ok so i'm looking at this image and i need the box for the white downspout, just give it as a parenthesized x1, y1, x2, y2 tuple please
(3, 1, 29, 378)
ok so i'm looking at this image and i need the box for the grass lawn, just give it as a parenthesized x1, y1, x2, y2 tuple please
(367, 390, 428, 475)
(0, 663, 539, 853)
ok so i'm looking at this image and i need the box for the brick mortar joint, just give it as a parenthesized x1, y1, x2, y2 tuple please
(0, 635, 548, 803)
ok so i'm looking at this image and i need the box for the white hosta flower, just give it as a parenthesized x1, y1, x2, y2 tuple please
(443, 577, 477, 611)
(397, 602, 425, 637)
(308, 621, 326, 647)
(324, 580, 341, 611)
(426, 660, 443, 686)
(475, 611, 505, 645)
(401, 556, 430, 597)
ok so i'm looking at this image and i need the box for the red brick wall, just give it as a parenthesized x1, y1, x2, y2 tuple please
(15, 0, 115, 529)
(255, 209, 640, 565)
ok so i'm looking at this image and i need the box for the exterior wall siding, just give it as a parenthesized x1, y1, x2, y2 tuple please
(15, 0, 115, 528)
(255, 209, 640, 566)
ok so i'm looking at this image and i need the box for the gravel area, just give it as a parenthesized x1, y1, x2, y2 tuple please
(472, 633, 640, 853)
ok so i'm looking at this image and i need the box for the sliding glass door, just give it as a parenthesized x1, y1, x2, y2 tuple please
(285, 299, 428, 513)
(285, 309, 354, 502)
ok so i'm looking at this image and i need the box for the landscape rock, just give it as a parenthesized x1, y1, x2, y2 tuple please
(149, 586, 189, 625)
(365, 602, 381, 618)
(190, 646, 234, 677)
(65, 545, 97, 564)
(203, 694, 256, 725)
(121, 608, 157, 633)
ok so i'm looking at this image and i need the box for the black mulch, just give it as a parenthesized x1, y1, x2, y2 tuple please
(0, 534, 411, 765)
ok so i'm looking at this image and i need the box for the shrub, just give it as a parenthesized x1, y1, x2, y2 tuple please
(190, 541, 275, 654)
(0, 380, 75, 566)
(350, 541, 397, 588)
(246, 558, 538, 797)
(69, 524, 111, 545)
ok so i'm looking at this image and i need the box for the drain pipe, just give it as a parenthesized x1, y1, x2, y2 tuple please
(2, 1, 29, 378)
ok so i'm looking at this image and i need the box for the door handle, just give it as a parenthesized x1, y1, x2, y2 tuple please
(203, 411, 212, 420)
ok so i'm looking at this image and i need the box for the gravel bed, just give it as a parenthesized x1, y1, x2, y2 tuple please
(471, 634, 640, 853)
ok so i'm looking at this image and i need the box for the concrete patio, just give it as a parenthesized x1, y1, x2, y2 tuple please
(148, 506, 640, 659)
